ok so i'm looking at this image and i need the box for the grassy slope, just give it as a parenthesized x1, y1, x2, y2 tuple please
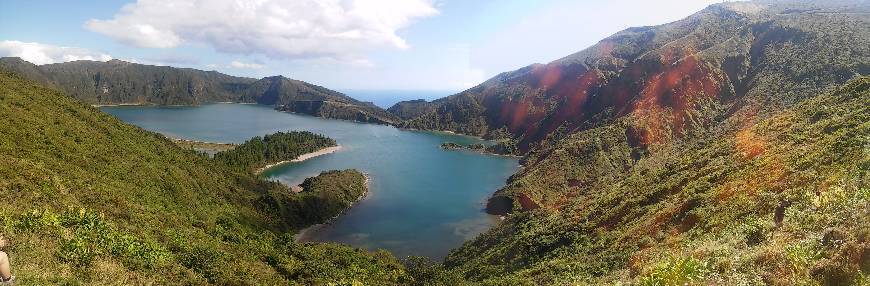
(445, 77, 869, 285)
(0, 71, 411, 285)
(405, 2, 870, 284)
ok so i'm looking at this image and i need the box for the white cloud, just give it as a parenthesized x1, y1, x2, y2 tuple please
(229, 60, 265, 69)
(0, 40, 113, 65)
(470, 0, 724, 76)
(142, 54, 200, 65)
(85, 0, 438, 61)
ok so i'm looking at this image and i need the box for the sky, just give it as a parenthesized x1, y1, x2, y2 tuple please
(0, 0, 726, 93)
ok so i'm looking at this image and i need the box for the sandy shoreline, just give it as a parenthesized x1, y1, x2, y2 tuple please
(255, 145, 342, 174)
(91, 103, 146, 107)
(294, 174, 371, 242)
(170, 137, 237, 147)
(93, 101, 258, 107)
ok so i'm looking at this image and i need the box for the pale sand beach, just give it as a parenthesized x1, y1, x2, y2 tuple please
(91, 103, 146, 107)
(293, 145, 342, 162)
(255, 145, 342, 174)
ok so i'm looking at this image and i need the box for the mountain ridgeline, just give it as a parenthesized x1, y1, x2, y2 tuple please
(391, 1, 869, 284)
(386, 99, 439, 120)
(392, 0, 869, 152)
(0, 57, 399, 124)
(0, 0, 867, 284)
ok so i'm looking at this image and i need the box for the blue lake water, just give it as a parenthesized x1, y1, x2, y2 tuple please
(102, 103, 518, 260)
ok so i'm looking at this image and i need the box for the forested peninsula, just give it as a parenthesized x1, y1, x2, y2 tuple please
(213, 131, 337, 173)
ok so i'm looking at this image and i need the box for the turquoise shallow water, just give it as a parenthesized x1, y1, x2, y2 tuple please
(102, 103, 518, 260)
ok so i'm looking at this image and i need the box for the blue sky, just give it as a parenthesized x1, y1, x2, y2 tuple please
(0, 0, 723, 92)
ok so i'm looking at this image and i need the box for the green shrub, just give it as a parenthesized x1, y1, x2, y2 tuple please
(179, 246, 227, 283)
(14, 209, 171, 270)
(742, 216, 770, 246)
(403, 256, 468, 286)
(785, 242, 823, 276)
(58, 234, 99, 266)
(639, 256, 708, 286)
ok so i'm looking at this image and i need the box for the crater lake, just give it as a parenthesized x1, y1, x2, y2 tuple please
(102, 103, 519, 260)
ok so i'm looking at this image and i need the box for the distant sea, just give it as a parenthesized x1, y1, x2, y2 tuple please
(339, 90, 456, 108)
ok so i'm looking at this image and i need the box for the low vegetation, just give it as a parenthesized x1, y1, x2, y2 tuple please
(269, 169, 370, 228)
(296, 170, 368, 222)
(0, 71, 433, 284)
(1, 1, 867, 285)
(170, 138, 237, 156)
(440, 141, 518, 156)
(444, 76, 869, 285)
(394, 2, 870, 285)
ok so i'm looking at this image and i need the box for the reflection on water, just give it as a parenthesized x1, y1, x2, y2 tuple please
(448, 215, 501, 241)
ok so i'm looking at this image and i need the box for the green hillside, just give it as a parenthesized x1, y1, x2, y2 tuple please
(0, 71, 413, 285)
(392, 1, 870, 285)
(387, 99, 438, 120)
(0, 58, 400, 124)
(397, 1, 869, 152)
(445, 76, 869, 285)
(1, 0, 867, 285)
(240, 75, 400, 124)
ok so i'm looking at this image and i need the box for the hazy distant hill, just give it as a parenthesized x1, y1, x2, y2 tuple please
(242, 75, 401, 124)
(0, 57, 399, 124)
(387, 98, 439, 120)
